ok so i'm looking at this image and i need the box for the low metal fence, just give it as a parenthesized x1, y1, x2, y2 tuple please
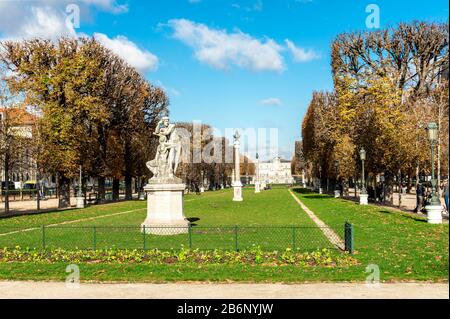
(0, 223, 354, 253)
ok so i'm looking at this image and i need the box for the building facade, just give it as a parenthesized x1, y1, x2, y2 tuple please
(258, 156, 294, 184)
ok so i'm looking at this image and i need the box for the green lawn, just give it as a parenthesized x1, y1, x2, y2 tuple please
(0, 187, 447, 283)
(291, 188, 449, 282)
(0, 188, 333, 252)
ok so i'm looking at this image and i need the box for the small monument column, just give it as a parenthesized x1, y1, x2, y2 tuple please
(232, 131, 243, 201)
(254, 153, 261, 193)
(141, 117, 189, 235)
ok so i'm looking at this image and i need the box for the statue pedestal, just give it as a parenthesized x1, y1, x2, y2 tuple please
(426, 205, 443, 224)
(232, 181, 243, 201)
(360, 193, 369, 205)
(76, 196, 85, 209)
(141, 181, 189, 235)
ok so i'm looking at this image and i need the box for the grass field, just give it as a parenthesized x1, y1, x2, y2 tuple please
(0, 187, 334, 251)
(0, 186, 447, 283)
(291, 188, 449, 281)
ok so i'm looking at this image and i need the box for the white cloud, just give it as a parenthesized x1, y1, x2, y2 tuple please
(285, 39, 319, 62)
(0, 1, 127, 39)
(94, 33, 159, 72)
(167, 19, 285, 72)
(0, 6, 76, 41)
(260, 98, 283, 106)
(80, 0, 129, 14)
(0, 2, 159, 74)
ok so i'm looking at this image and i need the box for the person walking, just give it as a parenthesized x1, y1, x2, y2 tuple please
(414, 183, 425, 213)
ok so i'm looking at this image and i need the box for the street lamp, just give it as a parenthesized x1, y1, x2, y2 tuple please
(359, 148, 368, 205)
(425, 123, 442, 223)
(334, 160, 340, 198)
(427, 123, 440, 205)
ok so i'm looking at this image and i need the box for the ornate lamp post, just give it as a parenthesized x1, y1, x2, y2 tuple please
(334, 160, 340, 198)
(359, 148, 368, 205)
(255, 153, 261, 193)
(425, 123, 442, 223)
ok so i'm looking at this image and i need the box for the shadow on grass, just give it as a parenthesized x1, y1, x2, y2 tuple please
(377, 210, 427, 223)
(291, 188, 311, 194)
(0, 207, 78, 220)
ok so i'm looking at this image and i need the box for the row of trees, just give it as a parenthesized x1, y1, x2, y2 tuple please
(0, 37, 255, 212)
(0, 37, 169, 209)
(295, 21, 449, 199)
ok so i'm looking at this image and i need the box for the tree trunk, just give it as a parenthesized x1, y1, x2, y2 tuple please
(95, 124, 108, 202)
(97, 176, 106, 203)
(58, 175, 71, 208)
(4, 153, 10, 214)
(124, 142, 133, 200)
(112, 178, 120, 201)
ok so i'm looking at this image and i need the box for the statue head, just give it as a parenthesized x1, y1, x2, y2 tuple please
(161, 116, 170, 127)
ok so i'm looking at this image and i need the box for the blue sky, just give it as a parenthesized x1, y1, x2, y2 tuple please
(0, 0, 448, 160)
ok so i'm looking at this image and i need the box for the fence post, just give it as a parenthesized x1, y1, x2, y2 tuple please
(143, 225, 146, 250)
(93, 226, 97, 251)
(234, 226, 239, 252)
(292, 226, 296, 250)
(41, 225, 46, 250)
(188, 224, 192, 249)
(344, 221, 354, 254)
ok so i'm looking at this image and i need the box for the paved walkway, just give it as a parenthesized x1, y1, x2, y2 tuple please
(288, 189, 345, 250)
(0, 281, 447, 299)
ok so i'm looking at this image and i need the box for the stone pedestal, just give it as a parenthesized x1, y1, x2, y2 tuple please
(334, 190, 340, 198)
(76, 196, 85, 209)
(360, 193, 368, 205)
(425, 205, 443, 224)
(200, 186, 205, 193)
(232, 181, 243, 201)
(319, 188, 323, 194)
(141, 182, 189, 235)
(254, 181, 261, 193)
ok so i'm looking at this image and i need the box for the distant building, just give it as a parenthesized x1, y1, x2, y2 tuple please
(0, 108, 40, 186)
(258, 156, 294, 184)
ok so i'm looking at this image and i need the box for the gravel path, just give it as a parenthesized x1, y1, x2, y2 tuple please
(288, 189, 345, 250)
(0, 281, 447, 299)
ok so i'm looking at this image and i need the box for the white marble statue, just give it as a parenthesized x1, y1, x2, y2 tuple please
(146, 116, 182, 181)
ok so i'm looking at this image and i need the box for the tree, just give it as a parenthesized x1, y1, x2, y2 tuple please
(0, 37, 168, 207)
